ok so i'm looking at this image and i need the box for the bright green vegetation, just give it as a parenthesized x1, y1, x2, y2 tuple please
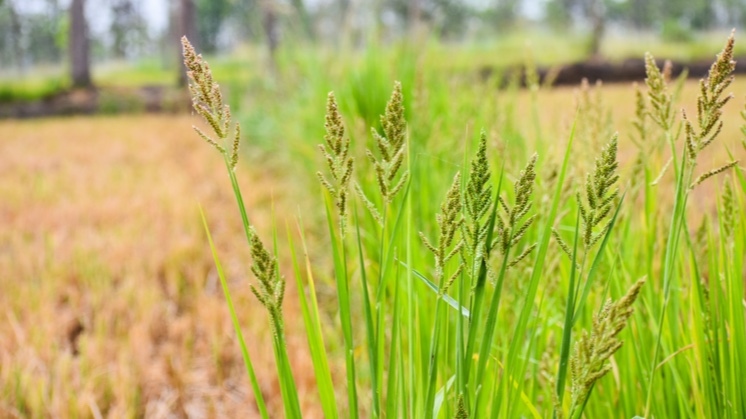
(0, 74, 68, 102)
(189, 31, 746, 418)
(3, 30, 746, 104)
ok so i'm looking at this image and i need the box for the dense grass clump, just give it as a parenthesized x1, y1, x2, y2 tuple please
(187, 31, 745, 419)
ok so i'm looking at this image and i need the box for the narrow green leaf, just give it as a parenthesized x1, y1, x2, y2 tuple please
(399, 262, 470, 318)
(199, 207, 269, 419)
(499, 117, 575, 413)
(324, 192, 359, 418)
(288, 220, 338, 418)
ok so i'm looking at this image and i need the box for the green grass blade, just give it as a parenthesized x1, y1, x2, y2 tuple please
(433, 374, 457, 418)
(199, 207, 269, 419)
(499, 117, 575, 413)
(399, 263, 470, 317)
(554, 212, 581, 415)
(645, 147, 690, 416)
(424, 298, 445, 419)
(224, 155, 253, 243)
(385, 260, 401, 418)
(324, 193, 359, 418)
(353, 204, 380, 418)
(288, 220, 338, 418)
(472, 246, 511, 414)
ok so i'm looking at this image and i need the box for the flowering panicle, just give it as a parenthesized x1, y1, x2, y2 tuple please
(685, 32, 736, 160)
(569, 278, 645, 417)
(462, 131, 493, 272)
(181, 36, 241, 170)
(248, 227, 286, 337)
(631, 83, 647, 147)
(318, 92, 355, 236)
(576, 134, 619, 249)
(493, 154, 539, 268)
(356, 82, 410, 216)
(420, 173, 464, 294)
(685, 32, 739, 189)
(645, 53, 674, 132)
(454, 394, 468, 419)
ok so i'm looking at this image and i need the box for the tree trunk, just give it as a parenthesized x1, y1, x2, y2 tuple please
(177, 0, 197, 86)
(261, 0, 279, 72)
(587, 0, 605, 59)
(289, 0, 314, 41)
(69, 0, 92, 87)
(408, 0, 421, 34)
(5, 0, 23, 72)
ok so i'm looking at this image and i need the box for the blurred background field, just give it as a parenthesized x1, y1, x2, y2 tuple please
(1, 0, 745, 418)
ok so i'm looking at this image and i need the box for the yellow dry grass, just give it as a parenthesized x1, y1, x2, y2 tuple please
(0, 115, 323, 418)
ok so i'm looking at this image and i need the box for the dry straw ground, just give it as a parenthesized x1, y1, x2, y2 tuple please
(0, 115, 325, 418)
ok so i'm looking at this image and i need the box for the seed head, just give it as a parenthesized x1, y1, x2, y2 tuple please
(685, 31, 737, 164)
(463, 131, 493, 267)
(492, 154, 539, 267)
(631, 82, 647, 147)
(569, 278, 645, 417)
(248, 227, 286, 337)
(182, 36, 242, 166)
(454, 394, 468, 419)
(381, 81, 406, 151)
(690, 161, 739, 189)
(357, 82, 410, 216)
(578, 134, 619, 249)
(420, 172, 464, 289)
(644, 52, 674, 131)
(318, 92, 355, 236)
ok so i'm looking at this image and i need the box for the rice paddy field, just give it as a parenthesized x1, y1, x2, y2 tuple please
(2, 33, 746, 418)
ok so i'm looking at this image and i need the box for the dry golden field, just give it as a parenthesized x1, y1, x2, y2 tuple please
(0, 115, 328, 418)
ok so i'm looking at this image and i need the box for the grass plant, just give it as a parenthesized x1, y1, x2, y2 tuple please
(185, 31, 746, 418)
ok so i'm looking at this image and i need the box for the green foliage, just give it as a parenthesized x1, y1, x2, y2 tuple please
(187, 31, 746, 419)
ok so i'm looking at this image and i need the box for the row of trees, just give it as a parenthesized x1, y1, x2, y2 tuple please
(0, 0, 744, 88)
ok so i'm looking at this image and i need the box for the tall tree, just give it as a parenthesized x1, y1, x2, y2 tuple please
(69, 0, 91, 87)
(110, 0, 147, 59)
(6, 0, 22, 70)
(196, 0, 230, 53)
(261, 0, 279, 70)
(586, 0, 605, 58)
(288, 0, 314, 40)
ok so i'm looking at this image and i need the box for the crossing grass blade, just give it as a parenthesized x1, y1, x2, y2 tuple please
(199, 207, 269, 419)
(554, 212, 581, 416)
(353, 204, 380, 418)
(399, 263, 470, 317)
(324, 192, 359, 418)
(288, 219, 338, 418)
(499, 118, 575, 414)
